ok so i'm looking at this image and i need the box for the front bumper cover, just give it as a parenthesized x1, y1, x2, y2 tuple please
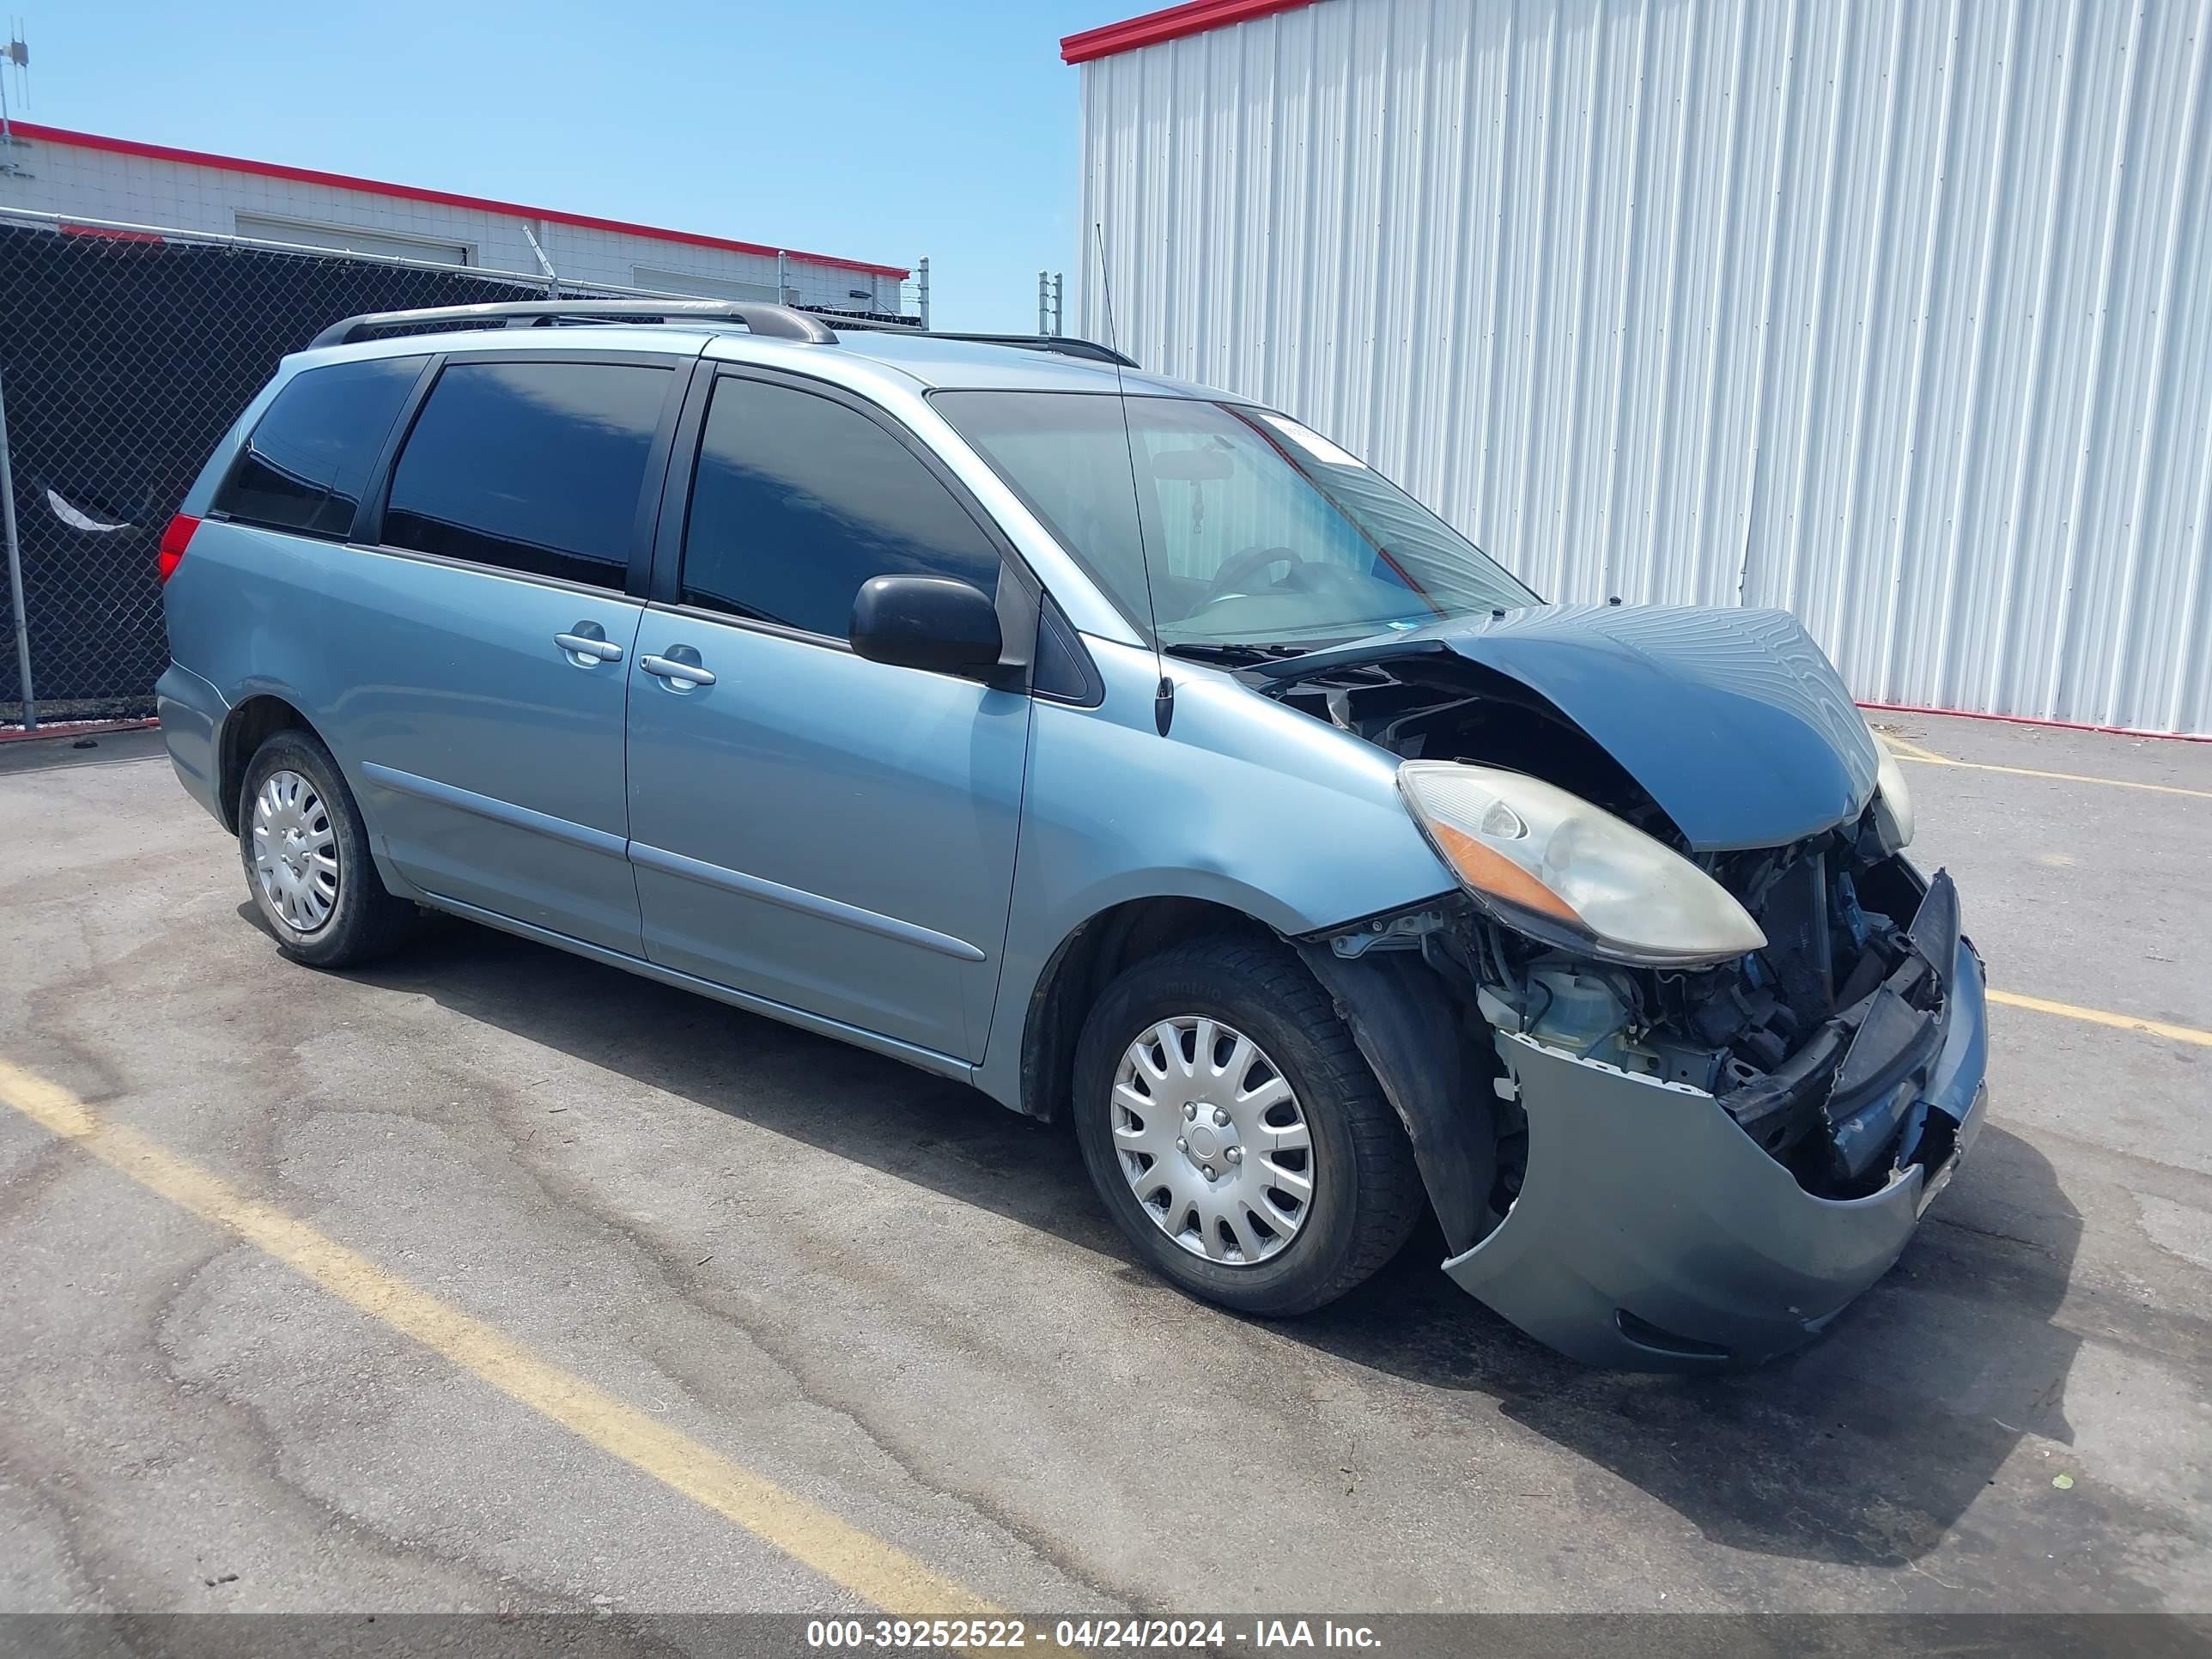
(1443, 932, 1989, 1370)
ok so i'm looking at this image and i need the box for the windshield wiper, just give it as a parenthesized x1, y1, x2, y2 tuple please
(1162, 641, 1315, 666)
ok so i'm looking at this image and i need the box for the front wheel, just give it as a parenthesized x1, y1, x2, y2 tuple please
(237, 728, 419, 969)
(1072, 937, 1422, 1316)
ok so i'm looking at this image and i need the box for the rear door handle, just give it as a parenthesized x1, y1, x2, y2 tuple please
(641, 653, 716, 688)
(555, 631, 623, 663)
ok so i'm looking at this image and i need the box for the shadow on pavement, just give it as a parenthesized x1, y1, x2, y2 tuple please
(351, 916, 2084, 1573)
(1296, 1128, 2081, 1568)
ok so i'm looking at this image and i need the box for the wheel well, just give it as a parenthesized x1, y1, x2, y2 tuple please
(1017, 896, 1273, 1121)
(216, 695, 316, 832)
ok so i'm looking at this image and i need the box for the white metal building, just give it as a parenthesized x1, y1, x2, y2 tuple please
(1067, 0, 2212, 736)
(0, 122, 911, 313)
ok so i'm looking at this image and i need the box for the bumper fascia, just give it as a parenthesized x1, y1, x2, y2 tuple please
(1443, 934, 1990, 1370)
(155, 662, 230, 827)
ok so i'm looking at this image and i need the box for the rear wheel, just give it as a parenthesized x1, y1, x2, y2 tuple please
(237, 729, 418, 968)
(1072, 937, 1422, 1316)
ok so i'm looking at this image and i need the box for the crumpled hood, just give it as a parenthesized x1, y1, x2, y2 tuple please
(1258, 605, 1881, 851)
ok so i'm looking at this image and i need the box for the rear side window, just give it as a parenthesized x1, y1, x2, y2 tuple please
(381, 360, 672, 587)
(680, 377, 1000, 637)
(216, 356, 424, 538)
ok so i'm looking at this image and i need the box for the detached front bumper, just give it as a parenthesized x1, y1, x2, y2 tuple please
(1443, 933, 1989, 1370)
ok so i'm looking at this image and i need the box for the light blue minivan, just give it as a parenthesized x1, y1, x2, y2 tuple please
(157, 300, 1988, 1370)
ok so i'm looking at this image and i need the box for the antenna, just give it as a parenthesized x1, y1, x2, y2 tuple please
(0, 26, 25, 173)
(1093, 221, 1173, 736)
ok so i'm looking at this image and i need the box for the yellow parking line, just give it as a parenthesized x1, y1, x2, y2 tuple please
(1984, 989, 2212, 1048)
(0, 1056, 1001, 1620)
(1877, 733, 1950, 763)
(1878, 735, 2212, 800)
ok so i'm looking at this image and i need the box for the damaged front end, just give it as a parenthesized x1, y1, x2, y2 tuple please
(1277, 611, 1991, 1369)
(1444, 852, 1987, 1369)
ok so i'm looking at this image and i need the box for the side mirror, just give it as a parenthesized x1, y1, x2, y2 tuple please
(850, 574, 1006, 679)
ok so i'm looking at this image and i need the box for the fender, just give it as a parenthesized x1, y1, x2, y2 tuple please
(1295, 945, 1496, 1257)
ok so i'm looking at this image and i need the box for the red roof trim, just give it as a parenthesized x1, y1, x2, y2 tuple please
(6, 122, 908, 279)
(1061, 0, 1323, 64)
(59, 222, 165, 243)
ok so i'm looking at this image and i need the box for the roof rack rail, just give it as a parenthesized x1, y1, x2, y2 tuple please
(828, 313, 1139, 368)
(951, 331, 1139, 368)
(306, 300, 1145, 371)
(308, 299, 839, 350)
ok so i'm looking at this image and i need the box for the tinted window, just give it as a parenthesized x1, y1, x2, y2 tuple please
(216, 356, 424, 538)
(681, 378, 1000, 636)
(382, 360, 671, 586)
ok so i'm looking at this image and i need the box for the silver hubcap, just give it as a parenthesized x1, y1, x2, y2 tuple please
(1111, 1015, 1314, 1266)
(251, 769, 338, 933)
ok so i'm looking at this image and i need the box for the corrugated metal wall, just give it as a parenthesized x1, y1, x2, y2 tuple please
(1076, 0, 2212, 734)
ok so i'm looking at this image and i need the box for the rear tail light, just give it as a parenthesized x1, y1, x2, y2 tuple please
(157, 514, 201, 584)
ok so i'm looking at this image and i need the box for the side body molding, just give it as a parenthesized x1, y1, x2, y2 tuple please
(627, 841, 988, 963)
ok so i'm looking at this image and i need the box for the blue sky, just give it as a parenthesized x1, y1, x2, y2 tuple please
(17, 0, 1123, 331)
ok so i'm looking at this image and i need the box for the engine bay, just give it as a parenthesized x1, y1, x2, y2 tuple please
(1455, 840, 1959, 1205)
(1268, 655, 1961, 1204)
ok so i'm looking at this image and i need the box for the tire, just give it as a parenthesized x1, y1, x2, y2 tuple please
(1072, 936, 1423, 1316)
(237, 728, 419, 969)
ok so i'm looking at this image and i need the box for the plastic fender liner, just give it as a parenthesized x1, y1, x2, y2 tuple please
(1443, 935, 1990, 1370)
(1295, 945, 1496, 1256)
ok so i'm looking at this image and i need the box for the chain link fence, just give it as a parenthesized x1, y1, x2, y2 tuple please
(0, 219, 921, 725)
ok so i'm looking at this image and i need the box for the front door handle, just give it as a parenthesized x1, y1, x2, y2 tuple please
(555, 629, 623, 664)
(641, 652, 716, 689)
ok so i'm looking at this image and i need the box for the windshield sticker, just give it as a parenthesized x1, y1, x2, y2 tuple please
(1253, 412, 1366, 469)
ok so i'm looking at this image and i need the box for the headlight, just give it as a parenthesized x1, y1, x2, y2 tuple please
(1871, 734, 1915, 851)
(1397, 761, 1765, 968)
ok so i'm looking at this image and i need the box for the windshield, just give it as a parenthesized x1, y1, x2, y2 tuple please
(930, 392, 1540, 653)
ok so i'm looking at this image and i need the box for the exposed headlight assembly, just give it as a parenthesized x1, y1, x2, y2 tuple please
(1398, 761, 1766, 969)
(1870, 734, 1916, 852)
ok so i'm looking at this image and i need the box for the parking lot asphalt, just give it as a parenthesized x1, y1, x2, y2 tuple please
(0, 711, 2206, 1620)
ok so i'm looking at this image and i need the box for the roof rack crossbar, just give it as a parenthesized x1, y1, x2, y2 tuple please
(308, 299, 840, 350)
(825, 314, 1139, 368)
